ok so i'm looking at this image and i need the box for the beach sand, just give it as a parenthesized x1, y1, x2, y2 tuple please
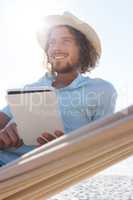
(49, 156, 133, 200)
(49, 175, 133, 200)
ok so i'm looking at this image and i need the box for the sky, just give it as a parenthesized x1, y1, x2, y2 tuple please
(0, 0, 133, 175)
(0, 0, 133, 111)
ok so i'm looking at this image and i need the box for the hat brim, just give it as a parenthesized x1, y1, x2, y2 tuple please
(37, 12, 101, 57)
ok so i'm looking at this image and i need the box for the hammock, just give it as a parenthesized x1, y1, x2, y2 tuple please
(0, 105, 133, 200)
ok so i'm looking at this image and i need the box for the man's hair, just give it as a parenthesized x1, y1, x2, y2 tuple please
(45, 25, 100, 73)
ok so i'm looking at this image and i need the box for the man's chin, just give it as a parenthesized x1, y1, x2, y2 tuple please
(54, 68, 73, 74)
(52, 63, 79, 74)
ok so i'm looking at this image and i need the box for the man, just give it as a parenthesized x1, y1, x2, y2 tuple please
(0, 12, 117, 165)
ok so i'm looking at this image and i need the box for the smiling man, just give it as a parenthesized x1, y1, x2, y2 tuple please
(47, 26, 81, 74)
(0, 12, 117, 165)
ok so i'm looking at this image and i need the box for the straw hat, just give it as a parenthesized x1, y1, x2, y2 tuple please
(37, 11, 102, 57)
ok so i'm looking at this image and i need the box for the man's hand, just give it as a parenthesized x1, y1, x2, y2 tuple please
(0, 121, 23, 149)
(37, 130, 64, 146)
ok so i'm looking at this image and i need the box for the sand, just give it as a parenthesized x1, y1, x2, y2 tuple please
(49, 175, 133, 200)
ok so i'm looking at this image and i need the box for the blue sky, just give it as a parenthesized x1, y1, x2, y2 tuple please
(0, 0, 133, 111)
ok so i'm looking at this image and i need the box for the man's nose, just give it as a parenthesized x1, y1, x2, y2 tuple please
(52, 40, 63, 50)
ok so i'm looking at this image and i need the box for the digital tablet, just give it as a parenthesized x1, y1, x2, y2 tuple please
(7, 87, 64, 145)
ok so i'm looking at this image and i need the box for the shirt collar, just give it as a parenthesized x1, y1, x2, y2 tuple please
(44, 73, 91, 90)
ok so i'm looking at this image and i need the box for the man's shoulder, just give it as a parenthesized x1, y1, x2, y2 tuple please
(84, 76, 117, 96)
(24, 73, 53, 89)
(93, 77, 115, 88)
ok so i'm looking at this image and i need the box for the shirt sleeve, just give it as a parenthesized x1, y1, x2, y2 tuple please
(0, 105, 14, 119)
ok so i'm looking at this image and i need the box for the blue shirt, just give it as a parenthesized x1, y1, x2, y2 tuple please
(2, 73, 117, 133)
(0, 73, 117, 165)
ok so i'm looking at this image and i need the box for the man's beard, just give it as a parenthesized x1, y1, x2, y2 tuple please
(51, 61, 80, 74)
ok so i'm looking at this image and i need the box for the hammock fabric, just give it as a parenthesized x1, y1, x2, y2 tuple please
(0, 105, 133, 200)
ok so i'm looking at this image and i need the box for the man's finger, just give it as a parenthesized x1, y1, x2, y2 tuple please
(37, 137, 48, 145)
(41, 132, 56, 141)
(6, 126, 19, 147)
(9, 123, 20, 138)
(0, 131, 12, 147)
(54, 130, 64, 137)
(9, 123, 24, 147)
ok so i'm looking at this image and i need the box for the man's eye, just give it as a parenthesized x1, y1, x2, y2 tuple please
(63, 39, 71, 44)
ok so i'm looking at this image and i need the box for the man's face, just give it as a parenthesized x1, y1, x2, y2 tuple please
(46, 26, 80, 74)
